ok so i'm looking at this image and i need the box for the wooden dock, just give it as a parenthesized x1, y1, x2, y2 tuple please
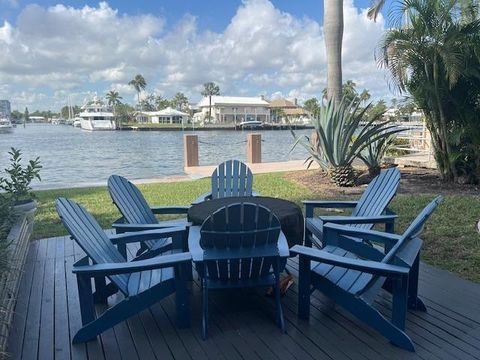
(6, 235, 480, 360)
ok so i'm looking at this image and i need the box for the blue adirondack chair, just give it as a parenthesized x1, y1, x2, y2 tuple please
(194, 160, 258, 203)
(188, 202, 289, 339)
(56, 198, 191, 343)
(304, 167, 401, 247)
(108, 175, 190, 257)
(291, 196, 443, 351)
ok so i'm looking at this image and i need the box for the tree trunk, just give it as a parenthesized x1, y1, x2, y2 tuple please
(324, 0, 344, 103)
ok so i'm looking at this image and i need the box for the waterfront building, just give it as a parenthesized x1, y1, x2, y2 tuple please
(268, 98, 312, 124)
(136, 107, 190, 124)
(0, 100, 11, 117)
(195, 96, 270, 124)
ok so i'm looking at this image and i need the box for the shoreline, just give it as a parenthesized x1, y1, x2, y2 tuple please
(118, 124, 313, 131)
(31, 160, 317, 191)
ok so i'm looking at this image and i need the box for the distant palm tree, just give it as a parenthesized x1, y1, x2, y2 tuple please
(359, 89, 371, 104)
(106, 90, 123, 128)
(128, 74, 147, 109)
(201, 82, 220, 123)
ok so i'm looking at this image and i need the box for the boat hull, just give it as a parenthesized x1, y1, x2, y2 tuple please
(80, 119, 116, 131)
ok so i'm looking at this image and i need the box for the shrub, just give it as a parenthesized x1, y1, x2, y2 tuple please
(0, 148, 42, 204)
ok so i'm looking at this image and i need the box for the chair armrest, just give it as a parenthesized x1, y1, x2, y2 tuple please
(109, 227, 187, 245)
(112, 222, 189, 233)
(319, 214, 397, 225)
(290, 245, 409, 277)
(151, 206, 190, 214)
(323, 223, 401, 244)
(303, 200, 358, 208)
(72, 252, 192, 276)
(192, 192, 212, 205)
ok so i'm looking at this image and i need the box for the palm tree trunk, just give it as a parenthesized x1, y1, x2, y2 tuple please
(324, 0, 344, 103)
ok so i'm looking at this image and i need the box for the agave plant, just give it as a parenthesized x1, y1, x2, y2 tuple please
(359, 135, 396, 177)
(292, 97, 401, 187)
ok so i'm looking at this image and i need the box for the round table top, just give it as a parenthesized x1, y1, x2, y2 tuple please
(188, 196, 304, 247)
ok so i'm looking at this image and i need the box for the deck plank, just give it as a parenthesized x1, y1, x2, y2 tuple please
(53, 237, 70, 360)
(21, 239, 48, 360)
(6, 240, 40, 358)
(6, 236, 480, 360)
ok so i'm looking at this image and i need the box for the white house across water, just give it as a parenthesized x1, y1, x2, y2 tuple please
(194, 96, 270, 124)
(137, 107, 190, 124)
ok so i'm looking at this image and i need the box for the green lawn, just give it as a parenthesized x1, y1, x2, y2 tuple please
(33, 172, 480, 283)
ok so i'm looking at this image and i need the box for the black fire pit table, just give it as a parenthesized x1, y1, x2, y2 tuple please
(188, 196, 304, 248)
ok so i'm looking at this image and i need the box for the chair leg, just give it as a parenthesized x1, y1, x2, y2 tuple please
(77, 274, 95, 327)
(181, 231, 194, 281)
(314, 277, 415, 351)
(298, 255, 311, 320)
(93, 280, 118, 304)
(202, 278, 209, 340)
(73, 292, 157, 343)
(392, 276, 409, 330)
(407, 254, 427, 312)
(341, 293, 415, 352)
(174, 263, 191, 328)
(274, 266, 286, 333)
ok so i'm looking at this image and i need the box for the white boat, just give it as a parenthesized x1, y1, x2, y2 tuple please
(239, 120, 263, 129)
(79, 97, 116, 131)
(0, 116, 13, 133)
(72, 117, 82, 128)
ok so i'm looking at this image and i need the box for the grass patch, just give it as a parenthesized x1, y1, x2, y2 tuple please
(32, 172, 480, 283)
(32, 172, 312, 240)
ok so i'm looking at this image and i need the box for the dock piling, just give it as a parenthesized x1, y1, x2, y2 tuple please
(184, 134, 199, 167)
(246, 133, 262, 164)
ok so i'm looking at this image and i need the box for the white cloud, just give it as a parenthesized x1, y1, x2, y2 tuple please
(0, 0, 390, 110)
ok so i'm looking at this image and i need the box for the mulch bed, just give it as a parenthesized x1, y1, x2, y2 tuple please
(286, 167, 480, 196)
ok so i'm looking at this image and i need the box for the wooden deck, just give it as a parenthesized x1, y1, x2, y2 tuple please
(6, 235, 480, 360)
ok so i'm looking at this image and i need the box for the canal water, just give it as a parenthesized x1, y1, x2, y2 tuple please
(0, 124, 311, 189)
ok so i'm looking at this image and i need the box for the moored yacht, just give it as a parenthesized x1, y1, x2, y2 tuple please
(79, 97, 116, 131)
(0, 116, 13, 133)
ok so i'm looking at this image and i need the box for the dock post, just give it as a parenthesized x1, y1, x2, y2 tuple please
(246, 133, 262, 163)
(184, 134, 199, 167)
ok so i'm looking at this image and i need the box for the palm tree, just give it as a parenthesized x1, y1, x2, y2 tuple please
(171, 92, 189, 111)
(201, 82, 220, 123)
(359, 89, 371, 104)
(155, 95, 170, 111)
(378, 0, 480, 182)
(324, 0, 344, 102)
(106, 90, 123, 128)
(367, 0, 386, 21)
(128, 74, 147, 109)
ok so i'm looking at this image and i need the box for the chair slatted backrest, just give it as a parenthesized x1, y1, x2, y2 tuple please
(359, 196, 442, 296)
(351, 168, 401, 229)
(56, 198, 130, 294)
(108, 175, 158, 225)
(383, 196, 442, 264)
(211, 160, 253, 199)
(200, 203, 281, 281)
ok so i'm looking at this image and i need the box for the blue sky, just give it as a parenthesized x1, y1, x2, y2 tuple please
(1, 1, 376, 27)
(0, 0, 391, 110)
